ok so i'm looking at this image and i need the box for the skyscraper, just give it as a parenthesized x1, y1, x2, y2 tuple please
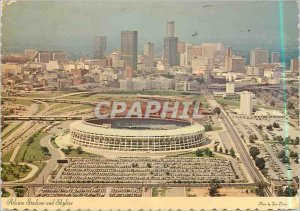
(250, 48, 269, 66)
(163, 21, 178, 66)
(166, 21, 175, 37)
(240, 91, 255, 116)
(290, 58, 299, 72)
(224, 47, 232, 72)
(93, 36, 107, 59)
(271, 52, 280, 63)
(121, 31, 138, 70)
(144, 41, 155, 67)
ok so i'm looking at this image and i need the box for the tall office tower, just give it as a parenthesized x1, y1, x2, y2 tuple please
(271, 52, 280, 63)
(164, 37, 178, 66)
(37, 51, 52, 63)
(144, 41, 155, 67)
(250, 48, 269, 66)
(121, 31, 138, 70)
(52, 51, 67, 62)
(290, 58, 299, 71)
(224, 47, 232, 71)
(166, 20, 175, 37)
(231, 57, 245, 73)
(240, 91, 255, 116)
(93, 36, 107, 59)
(163, 21, 179, 66)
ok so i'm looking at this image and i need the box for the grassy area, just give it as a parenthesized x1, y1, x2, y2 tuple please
(14, 99, 33, 106)
(212, 126, 223, 131)
(106, 90, 186, 96)
(51, 105, 93, 115)
(48, 103, 74, 111)
(35, 103, 46, 114)
(172, 151, 225, 159)
(2, 122, 24, 140)
(1, 163, 32, 182)
(63, 147, 101, 158)
(21, 162, 46, 183)
(215, 97, 239, 108)
(15, 131, 50, 162)
(25, 91, 73, 98)
(2, 150, 14, 162)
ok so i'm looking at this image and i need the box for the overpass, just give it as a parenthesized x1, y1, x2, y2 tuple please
(33, 98, 97, 105)
(3, 116, 91, 121)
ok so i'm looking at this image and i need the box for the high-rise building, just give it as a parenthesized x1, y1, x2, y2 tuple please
(164, 37, 179, 66)
(93, 36, 107, 59)
(144, 41, 155, 67)
(271, 52, 280, 63)
(231, 57, 245, 73)
(240, 91, 255, 116)
(52, 51, 67, 63)
(177, 42, 186, 54)
(290, 58, 299, 71)
(224, 47, 232, 72)
(121, 31, 138, 70)
(250, 48, 269, 66)
(164, 21, 178, 66)
(166, 20, 175, 37)
(37, 51, 52, 63)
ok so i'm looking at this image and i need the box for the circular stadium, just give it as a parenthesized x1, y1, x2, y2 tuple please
(69, 117, 206, 152)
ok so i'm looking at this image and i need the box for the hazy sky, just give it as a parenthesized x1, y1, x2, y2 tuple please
(2, 1, 298, 58)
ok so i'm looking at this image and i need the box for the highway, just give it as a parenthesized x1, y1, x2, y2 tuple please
(206, 94, 273, 196)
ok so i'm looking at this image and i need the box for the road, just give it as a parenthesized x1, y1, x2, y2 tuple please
(206, 94, 273, 196)
(34, 134, 65, 184)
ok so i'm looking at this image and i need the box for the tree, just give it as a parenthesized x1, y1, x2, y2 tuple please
(287, 101, 294, 109)
(219, 147, 223, 153)
(195, 149, 204, 157)
(255, 182, 268, 196)
(290, 151, 298, 158)
(278, 150, 289, 163)
(214, 145, 218, 152)
(204, 124, 213, 131)
(255, 157, 265, 170)
(270, 100, 275, 107)
(266, 125, 273, 131)
(209, 179, 221, 197)
(257, 125, 263, 130)
(274, 135, 284, 142)
(225, 149, 229, 154)
(249, 147, 260, 159)
(283, 186, 298, 197)
(230, 148, 235, 157)
(214, 107, 221, 115)
(76, 147, 84, 154)
(273, 122, 280, 128)
(295, 137, 299, 145)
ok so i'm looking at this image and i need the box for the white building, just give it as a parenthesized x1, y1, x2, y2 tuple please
(240, 91, 255, 116)
(226, 82, 235, 93)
